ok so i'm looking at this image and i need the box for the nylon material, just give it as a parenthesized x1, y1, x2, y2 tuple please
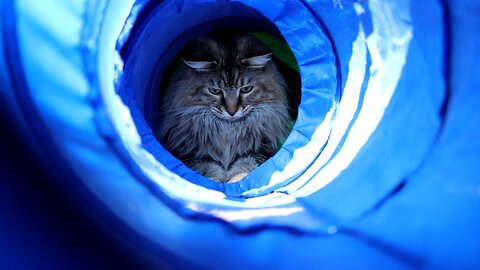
(305, 2, 362, 94)
(114, 96, 142, 145)
(43, 0, 227, 226)
(242, 192, 297, 207)
(272, 148, 295, 170)
(223, 181, 249, 195)
(311, 87, 443, 219)
(82, 0, 109, 50)
(127, 98, 144, 121)
(6, 0, 478, 267)
(13, 0, 155, 225)
(185, 204, 339, 235)
(286, 33, 324, 66)
(16, 0, 94, 135)
(285, 24, 328, 58)
(144, 140, 196, 183)
(242, 107, 334, 197)
(130, 143, 231, 204)
(124, 1, 181, 111)
(276, 131, 311, 161)
(278, 137, 298, 158)
(116, 2, 144, 50)
(179, 206, 327, 235)
(120, 74, 135, 98)
(296, 0, 413, 197)
(438, 15, 480, 145)
(74, 162, 198, 268)
(16, 0, 338, 213)
(297, 54, 330, 67)
(184, 203, 304, 223)
(13, 0, 334, 230)
(350, 1, 478, 265)
(300, 85, 337, 101)
(113, 51, 124, 89)
(280, 24, 367, 193)
(19, 0, 84, 48)
(300, 66, 337, 93)
(239, 0, 284, 22)
(227, 191, 297, 208)
(97, 0, 139, 143)
(237, 149, 295, 197)
(269, 1, 308, 31)
(0, 5, 8, 94)
(283, 136, 317, 162)
(294, 99, 331, 136)
(301, 69, 337, 94)
(126, 99, 154, 143)
(139, 130, 217, 190)
(2, 5, 185, 266)
(129, 121, 231, 199)
(234, 118, 328, 197)
(17, 16, 88, 97)
(117, 0, 339, 200)
(6, 0, 475, 266)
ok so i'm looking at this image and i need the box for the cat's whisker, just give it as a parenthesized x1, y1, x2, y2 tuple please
(150, 105, 209, 116)
(254, 103, 298, 111)
(250, 104, 296, 114)
(255, 100, 300, 106)
(170, 112, 209, 122)
(162, 107, 210, 117)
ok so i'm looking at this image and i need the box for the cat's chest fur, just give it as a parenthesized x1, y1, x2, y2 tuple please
(179, 112, 278, 168)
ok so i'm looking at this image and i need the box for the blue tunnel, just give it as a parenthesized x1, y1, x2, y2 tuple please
(1, 0, 480, 268)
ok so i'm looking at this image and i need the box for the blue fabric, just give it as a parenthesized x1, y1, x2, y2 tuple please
(1, 0, 480, 268)
(119, 0, 338, 196)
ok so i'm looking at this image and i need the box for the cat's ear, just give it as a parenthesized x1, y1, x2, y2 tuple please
(182, 58, 217, 71)
(241, 53, 272, 68)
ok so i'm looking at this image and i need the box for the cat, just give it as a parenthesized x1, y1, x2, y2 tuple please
(156, 30, 292, 183)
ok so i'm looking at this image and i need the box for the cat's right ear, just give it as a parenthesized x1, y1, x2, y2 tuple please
(241, 53, 272, 68)
(182, 58, 217, 71)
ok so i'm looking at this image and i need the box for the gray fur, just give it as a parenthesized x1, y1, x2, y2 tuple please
(155, 32, 291, 182)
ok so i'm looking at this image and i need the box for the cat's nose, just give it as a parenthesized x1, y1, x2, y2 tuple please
(224, 94, 239, 116)
(225, 103, 238, 116)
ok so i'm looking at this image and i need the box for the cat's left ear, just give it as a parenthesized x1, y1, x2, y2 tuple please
(182, 58, 218, 71)
(241, 53, 272, 68)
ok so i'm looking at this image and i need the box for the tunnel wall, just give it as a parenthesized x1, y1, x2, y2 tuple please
(1, 0, 480, 268)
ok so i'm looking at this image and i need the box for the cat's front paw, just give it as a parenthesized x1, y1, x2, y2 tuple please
(228, 172, 248, 183)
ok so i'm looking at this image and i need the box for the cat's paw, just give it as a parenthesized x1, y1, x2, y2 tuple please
(228, 172, 248, 183)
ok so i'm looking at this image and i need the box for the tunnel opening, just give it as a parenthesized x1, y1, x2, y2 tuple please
(152, 26, 302, 183)
(115, 0, 338, 197)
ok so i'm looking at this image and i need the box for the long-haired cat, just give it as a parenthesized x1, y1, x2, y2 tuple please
(156, 30, 291, 183)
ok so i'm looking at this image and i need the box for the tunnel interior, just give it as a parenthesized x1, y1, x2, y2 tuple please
(114, 0, 338, 197)
(4, 0, 477, 268)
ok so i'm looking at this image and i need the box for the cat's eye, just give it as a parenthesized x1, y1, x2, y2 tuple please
(208, 87, 222, 95)
(240, 86, 254, 94)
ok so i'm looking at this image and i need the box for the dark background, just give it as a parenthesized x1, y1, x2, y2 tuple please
(0, 110, 158, 269)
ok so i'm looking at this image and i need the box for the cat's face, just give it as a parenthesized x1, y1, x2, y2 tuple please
(173, 33, 287, 122)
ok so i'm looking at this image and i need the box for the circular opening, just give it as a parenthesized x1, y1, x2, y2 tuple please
(152, 26, 301, 183)
(115, 0, 338, 199)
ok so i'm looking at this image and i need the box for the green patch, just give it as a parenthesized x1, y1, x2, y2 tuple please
(277, 120, 296, 150)
(251, 31, 300, 74)
(250, 32, 299, 150)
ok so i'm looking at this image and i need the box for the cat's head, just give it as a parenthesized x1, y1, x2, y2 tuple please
(171, 32, 288, 122)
